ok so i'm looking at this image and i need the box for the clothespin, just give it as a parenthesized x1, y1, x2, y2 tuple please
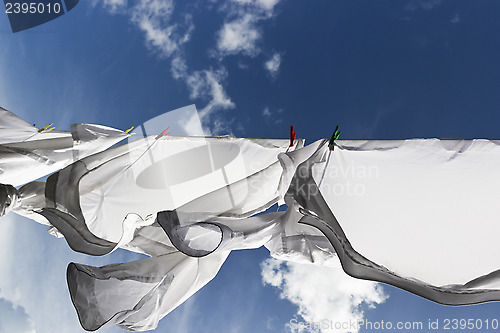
(289, 125, 297, 147)
(38, 123, 55, 133)
(124, 126, 135, 135)
(328, 125, 341, 150)
(155, 126, 172, 140)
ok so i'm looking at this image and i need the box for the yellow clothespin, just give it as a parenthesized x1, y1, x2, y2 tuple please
(125, 126, 136, 135)
(38, 123, 54, 133)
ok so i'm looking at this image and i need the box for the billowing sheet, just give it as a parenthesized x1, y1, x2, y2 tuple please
(5, 134, 304, 331)
(302, 139, 500, 304)
(0, 106, 130, 186)
(158, 138, 500, 305)
(4, 135, 500, 331)
(11, 135, 303, 253)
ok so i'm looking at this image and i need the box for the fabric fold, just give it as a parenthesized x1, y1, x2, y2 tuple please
(67, 251, 229, 332)
(0, 106, 130, 186)
(11, 135, 298, 256)
(7, 134, 500, 331)
(284, 138, 500, 305)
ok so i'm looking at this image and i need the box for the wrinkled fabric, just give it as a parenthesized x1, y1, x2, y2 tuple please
(157, 138, 500, 305)
(19, 135, 303, 256)
(0, 183, 19, 217)
(9, 134, 303, 331)
(67, 251, 230, 331)
(282, 139, 500, 305)
(0, 106, 130, 186)
(7, 135, 500, 331)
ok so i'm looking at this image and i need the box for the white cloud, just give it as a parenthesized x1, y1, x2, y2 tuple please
(405, 0, 442, 11)
(100, 0, 128, 13)
(171, 57, 235, 133)
(262, 107, 283, 124)
(210, 117, 233, 135)
(237, 61, 249, 69)
(202, 70, 235, 111)
(451, 13, 460, 24)
(256, 0, 281, 12)
(231, 0, 281, 15)
(182, 112, 207, 136)
(264, 52, 282, 78)
(96, 0, 193, 57)
(130, 0, 194, 57)
(216, 0, 282, 57)
(217, 14, 261, 56)
(262, 107, 272, 117)
(0, 214, 129, 333)
(95, 0, 284, 134)
(0, 297, 35, 333)
(261, 258, 387, 333)
(96, 0, 236, 134)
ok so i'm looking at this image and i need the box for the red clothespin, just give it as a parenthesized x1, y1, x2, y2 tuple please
(289, 125, 297, 147)
(155, 127, 172, 140)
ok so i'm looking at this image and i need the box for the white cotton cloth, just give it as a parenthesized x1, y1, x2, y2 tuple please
(0, 106, 130, 186)
(11, 135, 500, 331)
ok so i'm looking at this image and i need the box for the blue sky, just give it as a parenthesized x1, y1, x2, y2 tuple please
(1, 0, 500, 332)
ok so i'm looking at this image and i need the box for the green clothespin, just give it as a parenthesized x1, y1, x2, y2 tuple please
(328, 125, 341, 150)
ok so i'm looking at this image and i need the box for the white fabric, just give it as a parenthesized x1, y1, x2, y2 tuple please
(0, 107, 38, 144)
(67, 250, 230, 331)
(318, 139, 500, 286)
(26, 134, 303, 331)
(0, 107, 130, 186)
(9, 134, 500, 331)
(77, 135, 301, 244)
